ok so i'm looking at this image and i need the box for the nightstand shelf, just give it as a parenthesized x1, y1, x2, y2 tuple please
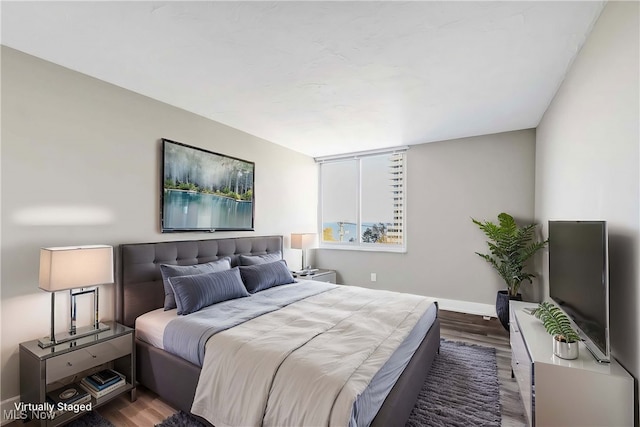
(19, 322, 136, 426)
(293, 269, 337, 283)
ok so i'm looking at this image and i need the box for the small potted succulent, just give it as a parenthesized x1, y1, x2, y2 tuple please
(531, 302, 581, 360)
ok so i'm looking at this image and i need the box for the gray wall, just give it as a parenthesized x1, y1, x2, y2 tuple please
(0, 47, 318, 400)
(535, 1, 639, 419)
(315, 129, 537, 310)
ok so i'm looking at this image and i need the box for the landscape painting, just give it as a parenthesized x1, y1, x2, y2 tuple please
(161, 139, 255, 232)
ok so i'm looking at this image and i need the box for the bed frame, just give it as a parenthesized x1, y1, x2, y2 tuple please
(117, 235, 440, 427)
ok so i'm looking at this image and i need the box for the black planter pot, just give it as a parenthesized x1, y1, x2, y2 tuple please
(496, 290, 522, 331)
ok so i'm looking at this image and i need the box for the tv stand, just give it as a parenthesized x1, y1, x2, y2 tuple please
(509, 301, 633, 427)
(583, 335, 610, 364)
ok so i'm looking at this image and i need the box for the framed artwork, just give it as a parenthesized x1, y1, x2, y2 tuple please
(161, 139, 255, 232)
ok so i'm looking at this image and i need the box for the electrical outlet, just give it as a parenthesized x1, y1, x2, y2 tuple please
(370, 273, 377, 282)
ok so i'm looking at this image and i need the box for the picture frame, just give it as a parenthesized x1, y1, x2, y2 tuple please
(161, 139, 255, 232)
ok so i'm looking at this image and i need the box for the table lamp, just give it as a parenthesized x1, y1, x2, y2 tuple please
(38, 245, 114, 348)
(290, 233, 316, 274)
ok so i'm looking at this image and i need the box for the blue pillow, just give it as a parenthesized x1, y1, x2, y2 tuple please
(239, 260, 295, 293)
(168, 267, 249, 315)
(239, 251, 282, 266)
(160, 257, 231, 310)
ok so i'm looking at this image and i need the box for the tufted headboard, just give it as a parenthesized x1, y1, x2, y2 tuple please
(116, 236, 283, 328)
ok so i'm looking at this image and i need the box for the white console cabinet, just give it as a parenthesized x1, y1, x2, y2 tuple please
(510, 301, 633, 427)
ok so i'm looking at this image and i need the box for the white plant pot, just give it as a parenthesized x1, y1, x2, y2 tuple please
(553, 335, 579, 360)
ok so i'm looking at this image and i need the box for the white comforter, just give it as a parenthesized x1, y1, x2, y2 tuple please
(191, 285, 434, 427)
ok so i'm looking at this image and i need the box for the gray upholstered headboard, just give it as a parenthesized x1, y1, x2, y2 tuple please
(117, 235, 283, 328)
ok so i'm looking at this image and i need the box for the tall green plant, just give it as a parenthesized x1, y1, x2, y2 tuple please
(472, 212, 548, 296)
(531, 302, 580, 343)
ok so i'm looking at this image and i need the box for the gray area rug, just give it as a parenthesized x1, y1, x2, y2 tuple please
(406, 340, 501, 427)
(67, 411, 114, 427)
(156, 339, 501, 427)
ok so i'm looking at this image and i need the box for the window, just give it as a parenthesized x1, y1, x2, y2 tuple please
(317, 148, 406, 251)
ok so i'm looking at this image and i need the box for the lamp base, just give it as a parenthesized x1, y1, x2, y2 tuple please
(38, 322, 111, 348)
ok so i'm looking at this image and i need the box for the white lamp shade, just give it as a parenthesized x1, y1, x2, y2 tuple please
(39, 245, 114, 291)
(291, 233, 316, 250)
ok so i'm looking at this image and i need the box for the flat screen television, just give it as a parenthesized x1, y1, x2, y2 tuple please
(161, 139, 255, 232)
(548, 220, 609, 363)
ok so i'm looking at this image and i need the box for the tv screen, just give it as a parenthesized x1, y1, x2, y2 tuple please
(548, 220, 609, 362)
(161, 139, 255, 232)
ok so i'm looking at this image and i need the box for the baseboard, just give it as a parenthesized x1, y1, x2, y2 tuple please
(1, 395, 21, 426)
(436, 298, 496, 318)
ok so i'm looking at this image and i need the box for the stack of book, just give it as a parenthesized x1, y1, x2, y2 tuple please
(80, 369, 126, 399)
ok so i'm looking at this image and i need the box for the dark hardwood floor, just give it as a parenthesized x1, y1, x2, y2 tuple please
(11, 310, 526, 426)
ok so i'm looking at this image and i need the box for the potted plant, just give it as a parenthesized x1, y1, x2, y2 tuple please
(531, 302, 581, 359)
(472, 212, 548, 330)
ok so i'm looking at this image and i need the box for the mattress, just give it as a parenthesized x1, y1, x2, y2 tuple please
(135, 307, 175, 350)
(135, 281, 437, 426)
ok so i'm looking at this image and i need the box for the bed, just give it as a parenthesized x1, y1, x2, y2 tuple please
(117, 235, 440, 427)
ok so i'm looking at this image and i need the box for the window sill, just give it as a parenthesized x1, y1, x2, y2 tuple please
(318, 244, 407, 254)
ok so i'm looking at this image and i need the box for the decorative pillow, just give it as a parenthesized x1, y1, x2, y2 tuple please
(239, 260, 295, 293)
(239, 251, 282, 266)
(168, 267, 249, 315)
(160, 257, 231, 310)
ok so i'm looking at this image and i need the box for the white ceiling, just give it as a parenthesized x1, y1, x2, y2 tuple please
(1, 1, 604, 157)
